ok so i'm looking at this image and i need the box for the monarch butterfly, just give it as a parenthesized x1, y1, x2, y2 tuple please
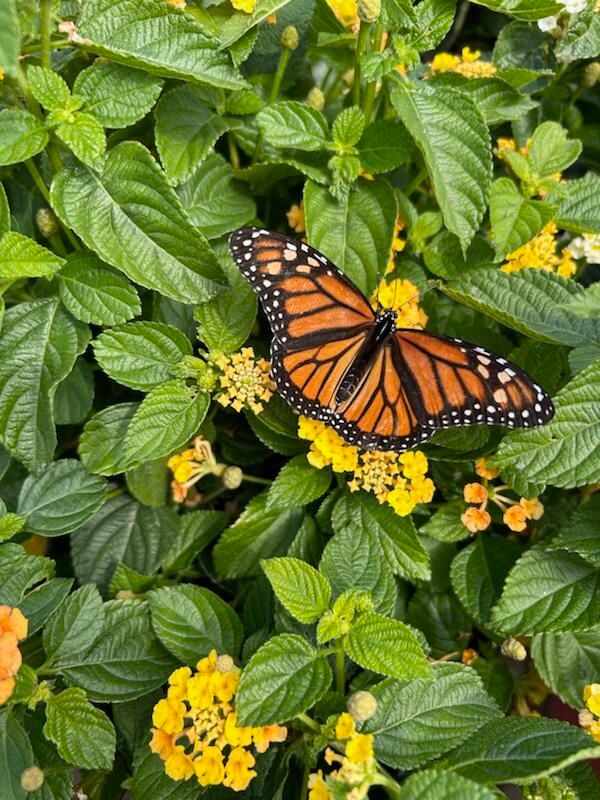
(229, 227, 555, 452)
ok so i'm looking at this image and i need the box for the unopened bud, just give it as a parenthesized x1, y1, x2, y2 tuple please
(216, 654, 235, 673)
(579, 709, 594, 728)
(358, 0, 380, 22)
(347, 690, 378, 722)
(281, 25, 299, 50)
(501, 637, 527, 661)
(35, 208, 59, 238)
(583, 62, 600, 88)
(307, 87, 325, 111)
(116, 590, 137, 601)
(21, 767, 44, 792)
(222, 466, 243, 489)
(461, 648, 478, 666)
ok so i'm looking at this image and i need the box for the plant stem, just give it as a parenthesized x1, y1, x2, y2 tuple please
(24, 158, 52, 205)
(363, 18, 385, 124)
(253, 46, 292, 164)
(105, 487, 125, 501)
(295, 712, 321, 733)
(353, 20, 372, 107)
(241, 473, 272, 485)
(300, 763, 310, 800)
(404, 166, 428, 197)
(334, 638, 345, 693)
(21, 38, 70, 55)
(40, 0, 53, 69)
(228, 133, 240, 170)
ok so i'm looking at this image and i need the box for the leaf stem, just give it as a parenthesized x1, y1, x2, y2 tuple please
(40, 0, 53, 69)
(404, 166, 428, 197)
(21, 38, 70, 55)
(228, 133, 241, 170)
(363, 18, 385, 125)
(241, 473, 272, 485)
(24, 158, 52, 206)
(334, 638, 345, 693)
(353, 20, 372, 107)
(253, 46, 291, 164)
(295, 712, 321, 733)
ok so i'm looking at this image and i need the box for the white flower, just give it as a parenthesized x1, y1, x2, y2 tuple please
(537, 14, 559, 30)
(569, 234, 600, 264)
(564, 0, 587, 12)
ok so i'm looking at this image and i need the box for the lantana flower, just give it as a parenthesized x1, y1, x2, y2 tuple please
(502, 223, 576, 278)
(581, 684, 600, 743)
(150, 650, 287, 792)
(430, 47, 496, 78)
(216, 347, 275, 414)
(0, 606, 28, 705)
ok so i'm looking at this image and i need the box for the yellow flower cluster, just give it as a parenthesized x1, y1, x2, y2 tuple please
(326, 0, 358, 26)
(286, 202, 305, 233)
(502, 222, 576, 278)
(372, 278, 428, 329)
(384, 217, 407, 275)
(581, 685, 600, 743)
(231, 0, 256, 12)
(150, 651, 287, 792)
(0, 606, 28, 705)
(430, 47, 497, 78)
(216, 347, 275, 414)
(308, 713, 376, 800)
(298, 418, 434, 516)
(461, 458, 543, 534)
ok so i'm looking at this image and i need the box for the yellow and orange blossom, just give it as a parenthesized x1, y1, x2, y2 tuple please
(0, 606, 28, 705)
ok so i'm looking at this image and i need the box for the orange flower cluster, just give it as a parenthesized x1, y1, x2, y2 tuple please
(150, 651, 287, 792)
(460, 458, 543, 534)
(0, 606, 28, 704)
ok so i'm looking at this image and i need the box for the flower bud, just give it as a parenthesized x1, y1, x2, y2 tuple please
(461, 648, 478, 666)
(222, 466, 243, 489)
(281, 25, 299, 50)
(583, 61, 600, 88)
(116, 590, 137, 601)
(21, 767, 44, 792)
(347, 690, 378, 722)
(216, 654, 235, 673)
(35, 208, 59, 238)
(307, 87, 325, 111)
(501, 637, 527, 661)
(579, 709, 594, 728)
(358, 0, 380, 22)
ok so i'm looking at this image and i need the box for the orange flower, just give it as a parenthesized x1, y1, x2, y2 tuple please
(503, 504, 528, 532)
(0, 606, 28, 640)
(150, 728, 175, 760)
(520, 498, 544, 520)
(475, 457, 499, 481)
(463, 482, 488, 504)
(0, 677, 15, 705)
(461, 507, 491, 533)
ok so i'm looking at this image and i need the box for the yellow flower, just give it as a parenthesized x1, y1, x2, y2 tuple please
(165, 746, 195, 781)
(152, 698, 186, 735)
(211, 670, 239, 704)
(165, 0, 186, 7)
(223, 746, 256, 792)
(194, 746, 225, 787)
(464, 482, 488, 504)
(187, 674, 214, 710)
(584, 684, 600, 717)
(224, 713, 253, 747)
(298, 417, 359, 473)
(387, 485, 416, 517)
(502, 223, 572, 276)
(348, 451, 404, 502)
(197, 649, 218, 674)
(216, 347, 275, 414)
(150, 728, 175, 760)
(556, 247, 576, 278)
(286, 202, 305, 233)
(167, 437, 218, 503)
(231, 0, 255, 11)
(520, 497, 544, 520)
(430, 47, 496, 78)
(475, 457, 499, 480)
(589, 721, 600, 743)
(335, 712, 356, 740)
(503, 504, 528, 532)
(372, 278, 427, 329)
(430, 52, 461, 72)
(252, 724, 288, 753)
(345, 733, 374, 763)
(326, 0, 359, 26)
(399, 450, 428, 480)
(410, 475, 435, 504)
(0, 68, 4, 81)
(461, 507, 491, 533)
(308, 770, 332, 800)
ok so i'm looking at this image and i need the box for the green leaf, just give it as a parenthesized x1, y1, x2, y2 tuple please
(564, 284, 600, 320)
(148, 584, 242, 663)
(399, 770, 498, 800)
(79, 402, 139, 476)
(94, 322, 192, 392)
(549, 496, 600, 566)
(123, 381, 209, 468)
(304, 178, 396, 295)
(266, 455, 331, 511)
(532, 626, 600, 709)
(490, 547, 600, 635)
(0, 0, 19, 78)
(470, 0, 562, 20)
(332, 106, 365, 147)
(489, 178, 555, 260)
(262, 556, 331, 623)
(431, 74, 537, 124)
(58, 251, 141, 326)
(73, 62, 163, 129)
(0, 109, 49, 166)
(257, 101, 329, 152)
(132, 745, 201, 800)
(0, 298, 89, 472)
(363, 663, 501, 770)
(59, 600, 176, 702)
(0, 543, 54, 606)
(0, 231, 65, 279)
(236, 633, 332, 725)
(17, 459, 106, 536)
(357, 120, 412, 174)
(54, 111, 106, 166)
(27, 65, 72, 110)
(17, 577, 72, 637)
(155, 87, 235, 184)
(0, 183, 9, 237)
(556, 8, 600, 61)
(50, 141, 225, 304)
(44, 688, 116, 770)
(108, 564, 156, 598)
(409, 0, 457, 50)
(246, 394, 306, 456)
(219, 0, 294, 48)
(553, 173, 600, 234)
(0, 709, 33, 800)
(391, 81, 492, 253)
(43, 584, 105, 665)
(178, 153, 255, 239)
(126, 459, 168, 509)
(492, 359, 600, 491)
(0, 512, 26, 542)
(407, 588, 471, 658)
(424, 232, 495, 280)
(71, 496, 177, 591)
(54, 357, 95, 426)
(214, 497, 304, 580)
(441, 268, 600, 348)
(529, 122, 582, 178)
(451, 537, 522, 625)
(161, 510, 229, 574)
(78, 0, 246, 90)
(421, 501, 469, 543)
(345, 612, 433, 680)
(444, 717, 600, 783)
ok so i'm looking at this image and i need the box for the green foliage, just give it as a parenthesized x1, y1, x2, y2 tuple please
(1, 0, 599, 796)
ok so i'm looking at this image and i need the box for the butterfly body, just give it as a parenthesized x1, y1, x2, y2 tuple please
(229, 227, 555, 452)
